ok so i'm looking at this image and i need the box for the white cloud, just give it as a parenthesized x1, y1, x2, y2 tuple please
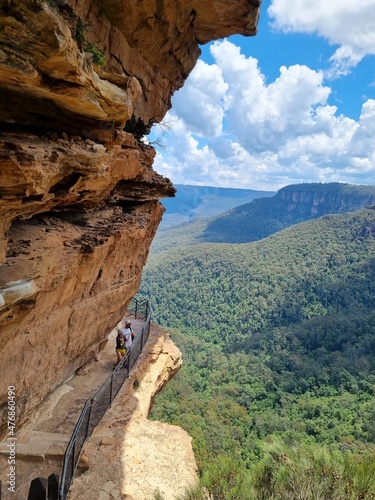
(350, 98, 375, 156)
(327, 45, 366, 78)
(268, 0, 375, 77)
(152, 40, 375, 191)
(170, 59, 228, 138)
(210, 42, 332, 152)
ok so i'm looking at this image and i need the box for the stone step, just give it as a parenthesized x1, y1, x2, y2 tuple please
(0, 431, 70, 461)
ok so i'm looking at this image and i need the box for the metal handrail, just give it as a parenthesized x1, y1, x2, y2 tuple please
(58, 298, 152, 500)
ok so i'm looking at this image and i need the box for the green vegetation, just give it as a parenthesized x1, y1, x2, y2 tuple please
(141, 206, 375, 497)
(251, 440, 375, 499)
(84, 43, 105, 67)
(144, 208, 375, 342)
(150, 218, 211, 254)
(74, 19, 87, 45)
(178, 443, 375, 499)
(152, 441, 375, 499)
(152, 182, 375, 254)
(202, 182, 375, 244)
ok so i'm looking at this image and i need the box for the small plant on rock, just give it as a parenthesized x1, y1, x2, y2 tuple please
(75, 19, 87, 46)
(85, 43, 106, 67)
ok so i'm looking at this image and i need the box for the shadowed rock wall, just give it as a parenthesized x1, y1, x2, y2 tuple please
(0, 0, 260, 434)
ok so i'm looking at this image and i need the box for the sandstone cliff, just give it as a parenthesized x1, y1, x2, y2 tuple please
(202, 182, 375, 244)
(276, 183, 375, 217)
(0, 0, 260, 435)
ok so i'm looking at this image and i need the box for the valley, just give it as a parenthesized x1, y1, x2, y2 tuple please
(141, 184, 375, 498)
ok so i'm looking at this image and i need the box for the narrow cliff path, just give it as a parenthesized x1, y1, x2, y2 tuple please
(68, 323, 198, 500)
(0, 317, 138, 498)
(0, 319, 197, 499)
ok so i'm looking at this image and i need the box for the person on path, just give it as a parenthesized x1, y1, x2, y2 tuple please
(114, 329, 126, 367)
(121, 321, 134, 350)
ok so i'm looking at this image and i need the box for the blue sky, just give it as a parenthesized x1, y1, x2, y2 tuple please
(151, 0, 375, 191)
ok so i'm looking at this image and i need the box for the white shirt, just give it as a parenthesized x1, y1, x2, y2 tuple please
(120, 327, 133, 348)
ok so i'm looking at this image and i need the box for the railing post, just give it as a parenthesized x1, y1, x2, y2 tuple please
(86, 401, 93, 439)
(59, 450, 68, 499)
(28, 477, 47, 499)
(72, 441, 76, 468)
(145, 300, 149, 321)
(125, 351, 130, 372)
(109, 374, 114, 405)
(135, 299, 138, 319)
(140, 328, 145, 349)
(146, 321, 150, 343)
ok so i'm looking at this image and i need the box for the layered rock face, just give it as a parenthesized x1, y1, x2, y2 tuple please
(0, 0, 260, 434)
(277, 183, 375, 217)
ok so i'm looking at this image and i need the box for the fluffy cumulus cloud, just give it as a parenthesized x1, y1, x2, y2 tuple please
(170, 59, 228, 138)
(210, 40, 333, 152)
(152, 39, 375, 191)
(268, 0, 375, 77)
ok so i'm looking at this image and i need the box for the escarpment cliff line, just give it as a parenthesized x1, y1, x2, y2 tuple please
(0, 0, 261, 434)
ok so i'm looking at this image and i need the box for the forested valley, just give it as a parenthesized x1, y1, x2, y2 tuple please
(151, 183, 375, 254)
(141, 205, 375, 499)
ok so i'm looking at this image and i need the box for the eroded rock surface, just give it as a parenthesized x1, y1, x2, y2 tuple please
(0, 0, 260, 434)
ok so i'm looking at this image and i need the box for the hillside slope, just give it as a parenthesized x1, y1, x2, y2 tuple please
(202, 182, 375, 243)
(143, 206, 375, 339)
(161, 184, 274, 228)
(141, 207, 375, 477)
(151, 182, 375, 254)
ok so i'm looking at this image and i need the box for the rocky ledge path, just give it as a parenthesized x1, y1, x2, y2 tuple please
(0, 320, 198, 500)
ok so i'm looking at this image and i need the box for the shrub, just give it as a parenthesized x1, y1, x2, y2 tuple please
(85, 43, 105, 67)
(252, 438, 375, 499)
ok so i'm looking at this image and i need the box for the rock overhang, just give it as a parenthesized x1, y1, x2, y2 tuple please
(0, 0, 261, 436)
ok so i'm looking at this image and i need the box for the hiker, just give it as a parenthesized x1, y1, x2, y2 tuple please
(114, 329, 126, 367)
(121, 321, 134, 349)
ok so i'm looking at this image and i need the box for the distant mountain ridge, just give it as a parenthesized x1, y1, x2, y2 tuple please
(151, 182, 375, 253)
(202, 182, 375, 243)
(160, 184, 274, 228)
(269, 182, 375, 217)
